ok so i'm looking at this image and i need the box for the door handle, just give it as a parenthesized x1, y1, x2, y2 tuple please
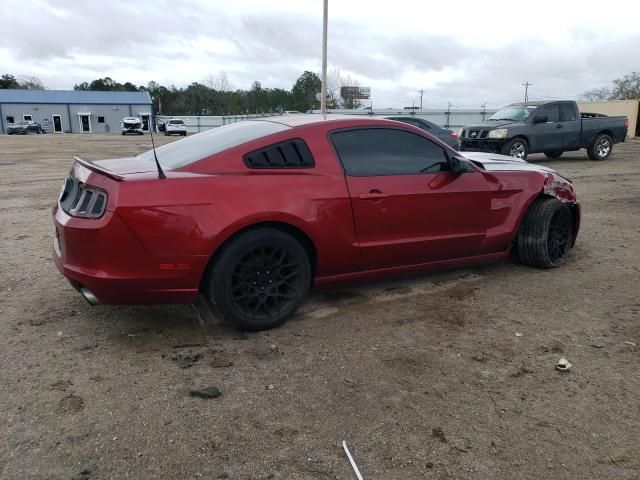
(358, 191, 389, 200)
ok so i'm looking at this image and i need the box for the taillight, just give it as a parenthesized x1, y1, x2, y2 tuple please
(624, 118, 629, 128)
(450, 131, 458, 139)
(59, 177, 108, 219)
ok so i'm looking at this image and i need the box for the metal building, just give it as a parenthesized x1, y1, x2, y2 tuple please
(0, 89, 153, 134)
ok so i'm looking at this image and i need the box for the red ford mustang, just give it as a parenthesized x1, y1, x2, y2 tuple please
(52, 115, 580, 330)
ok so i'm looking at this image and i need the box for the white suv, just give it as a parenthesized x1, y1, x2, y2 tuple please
(165, 119, 187, 136)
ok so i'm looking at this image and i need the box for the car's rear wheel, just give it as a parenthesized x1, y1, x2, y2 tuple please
(544, 150, 563, 159)
(517, 197, 573, 268)
(502, 138, 528, 161)
(207, 228, 311, 331)
(587, 133, 612, 160)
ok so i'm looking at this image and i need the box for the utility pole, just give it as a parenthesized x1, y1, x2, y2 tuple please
(522, 81, 532, 102)
(481, 102, 486, 121)
(418, 89, 425, 109)
(320, 0, 328, 117)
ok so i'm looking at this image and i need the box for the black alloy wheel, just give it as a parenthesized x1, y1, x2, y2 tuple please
(208, 228, 311, 331)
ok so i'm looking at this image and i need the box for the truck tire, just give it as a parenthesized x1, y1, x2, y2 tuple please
(206, 228, 312, 331)
(517, 197, 573, 268)
(501, 138, 528, 161)
(544, 151, 563, 159)
(587, 133, 613, 160)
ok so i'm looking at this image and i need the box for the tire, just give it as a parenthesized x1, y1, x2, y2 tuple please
(121, 132, 125, 135)
(587, 133, 613, 160)
(544, 151, 563, 159)
(517, 197, 573, 268)
(206, 228, 312, 331)
(501, 138, 528, 161)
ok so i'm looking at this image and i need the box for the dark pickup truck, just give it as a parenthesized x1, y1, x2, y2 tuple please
(459, 100, 629, 161)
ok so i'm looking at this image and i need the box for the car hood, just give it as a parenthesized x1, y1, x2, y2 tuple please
(460, 152, 557, 174)
(464, 120, 525, 130)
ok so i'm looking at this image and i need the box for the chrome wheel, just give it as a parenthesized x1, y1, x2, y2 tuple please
(596, 137, 611, 158)
(510, 141, 526, 159)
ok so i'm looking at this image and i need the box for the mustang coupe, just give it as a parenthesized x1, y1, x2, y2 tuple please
(52, 116, 580, 330)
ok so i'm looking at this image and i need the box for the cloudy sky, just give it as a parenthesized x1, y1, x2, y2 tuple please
(1, 0, 638, 108)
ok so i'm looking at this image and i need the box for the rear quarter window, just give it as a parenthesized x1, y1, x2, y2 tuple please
(138, 120, 290, 168)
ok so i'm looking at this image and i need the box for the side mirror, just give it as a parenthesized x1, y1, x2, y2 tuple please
(449, 154, 471, 174)
(534, 115, 548, 124)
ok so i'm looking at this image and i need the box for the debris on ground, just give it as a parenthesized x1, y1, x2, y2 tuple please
(624, 341, 636, 346)
(590, 339, 605, 348)
(210, 358, 233, 368)
(173, 342, 206, 349)
(556, 357, 572, 372)
(174, 353, 202, 369)
(515, 332, 523, 337)
(342, 441, 364, 480)
(432, 427, 448, 443)
(190, 386, 222, 399)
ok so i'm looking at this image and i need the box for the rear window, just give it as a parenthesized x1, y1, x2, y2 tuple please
(138, 121, 289, 168)
(168, 120, 184, 125)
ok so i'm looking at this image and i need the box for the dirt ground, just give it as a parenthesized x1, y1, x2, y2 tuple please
(1, 133, 639, 480)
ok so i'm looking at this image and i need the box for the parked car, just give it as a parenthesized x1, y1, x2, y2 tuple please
(165, 119, 187, 136)
(52, 116, 580, 331)
(459, 100, 628, 161)
(387, 116, 459, 149)
(7, 120, 44, 134)
(121, 117, 144, 135)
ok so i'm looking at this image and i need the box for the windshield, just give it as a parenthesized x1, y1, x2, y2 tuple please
(489, 105, 538, 122)
(138, 120, 290, 169)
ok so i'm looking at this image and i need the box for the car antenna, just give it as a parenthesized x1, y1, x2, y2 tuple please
(148, 102, 166, 179)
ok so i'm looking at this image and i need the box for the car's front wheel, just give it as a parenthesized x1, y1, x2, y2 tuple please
(517, 197, 573, 268)
(502, 138, 529, 161)
(206, 228, 312, 331)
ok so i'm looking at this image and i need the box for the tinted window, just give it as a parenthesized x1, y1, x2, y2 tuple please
(559, 103, 577, 122)
(6, 116, 14, 124)
(169, 120, 184, 125)
(331, 128, 449, 176)
(138, 120, 289, 168)
(97, 116, 105, 123)
(538, 104, 560, 123)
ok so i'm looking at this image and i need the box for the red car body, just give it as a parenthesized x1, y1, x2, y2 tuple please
(52, 115, 580, 311)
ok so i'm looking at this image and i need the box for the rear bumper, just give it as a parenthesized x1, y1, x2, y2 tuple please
(52, 205, 205, 304)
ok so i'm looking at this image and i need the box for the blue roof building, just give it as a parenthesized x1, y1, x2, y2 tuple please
(0, 89, 153, 134)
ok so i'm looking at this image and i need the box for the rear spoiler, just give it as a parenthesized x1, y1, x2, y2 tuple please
(73, 155, 125, 182)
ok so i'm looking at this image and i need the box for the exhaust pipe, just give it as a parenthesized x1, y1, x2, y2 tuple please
(80, 287, 100, 306)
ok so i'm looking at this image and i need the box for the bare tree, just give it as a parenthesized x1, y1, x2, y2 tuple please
(205, 72, 232, 92)
(17, 75, 46, 90)
(582, 87, 610, 102)
(611, 72, 640, 100)
(326, 66, 362, 109)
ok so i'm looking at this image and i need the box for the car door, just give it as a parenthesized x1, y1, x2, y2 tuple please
(329, 127, 497, 270)
(559, 102, 580, 149)
(531, 103, 563, 151)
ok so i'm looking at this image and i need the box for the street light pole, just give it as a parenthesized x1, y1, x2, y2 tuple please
(320, 0, 328, 117)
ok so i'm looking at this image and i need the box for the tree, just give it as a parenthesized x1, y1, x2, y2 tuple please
(582, 87, 610, 102)
(611, 72, 640, 100)
(327, 67, 361, 109)
(17, 75, 45, 90)
(291, 71, 321, 112)
(583, 72, 640, 102)
(0, 74, 21, 89)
